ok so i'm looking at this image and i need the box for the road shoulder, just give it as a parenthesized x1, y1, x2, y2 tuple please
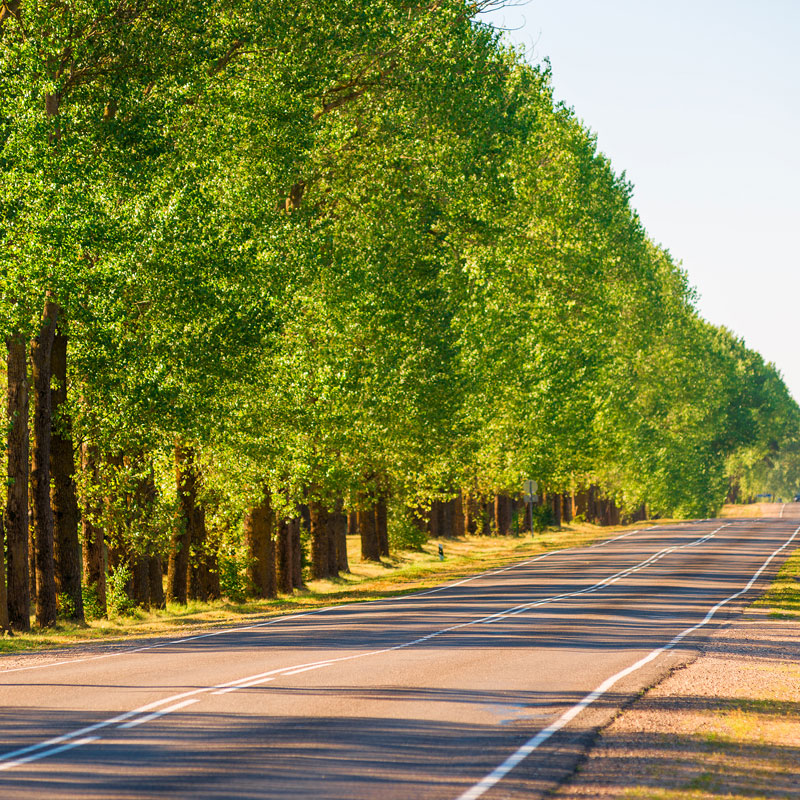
(554, 547, 800, 800)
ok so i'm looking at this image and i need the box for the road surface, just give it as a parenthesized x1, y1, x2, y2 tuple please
(1, 508, 797, 799)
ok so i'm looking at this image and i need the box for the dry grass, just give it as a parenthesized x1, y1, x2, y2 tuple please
(719, 501, 795, 518)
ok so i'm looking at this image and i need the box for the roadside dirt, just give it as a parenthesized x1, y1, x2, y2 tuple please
(554, 605, 800, 800)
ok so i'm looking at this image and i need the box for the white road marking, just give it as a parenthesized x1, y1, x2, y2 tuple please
(454, 522, 800, 800)
(0, 523, 731, 769)
(212, 677, 275, 695)
(0, 519, 716, 677)
(481, 525, 727, 624)
(118, 698, 199, 729)
(0, 736, 101, 772)
(0, 521, 734, 770)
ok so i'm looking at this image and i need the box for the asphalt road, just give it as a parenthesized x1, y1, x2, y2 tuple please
(1, 508, 798, 799)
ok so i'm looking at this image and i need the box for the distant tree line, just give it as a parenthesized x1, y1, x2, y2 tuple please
(1, 1, 798, 629)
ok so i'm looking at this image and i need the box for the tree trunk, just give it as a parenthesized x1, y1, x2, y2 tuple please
(376, 497, 389, 557)
(30, 297, 60, 627)
(429, 500, 440, 538)
(494, 494, 511, 536)
(333, 505, 349, 574)
(291, 517, 303, 589)
(309, 501, 330, 580)
(28, 519, 37, 601)
(50, 323, 84, 622)
(439, 497, 454, 539)
(480, 499, 492, 536)
(132, 555, 150, 608)
(0, 515, 9, 632)
(454, 492, 466, 537)
(167, 442, 193, 604)
(6, 335, 30, 630)
(550, 492, 562, 526)
(587, 485, 598, 524)
(81, 442, 106, 615)
(188, 501, 209, 602)
(244, 492, 276, 598)
(276, 517, 293, 594)
(463, 494, 478, 536)
(173, 448, 210, 603)
(358, 504, 380, 561)
(326, 510, 339, 578)
(561, 492, 571, 524)
(148, 555, 165, 609)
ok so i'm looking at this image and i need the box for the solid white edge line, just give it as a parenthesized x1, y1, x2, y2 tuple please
(0, 519, 719, 677)
(454, 523, 800, 800)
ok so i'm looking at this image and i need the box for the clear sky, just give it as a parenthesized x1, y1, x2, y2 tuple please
(481, 0, 800, 402)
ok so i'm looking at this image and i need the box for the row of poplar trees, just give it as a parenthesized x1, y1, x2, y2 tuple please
(2, 0, 799, 629)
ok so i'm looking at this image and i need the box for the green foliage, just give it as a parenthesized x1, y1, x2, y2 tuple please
(218, 550, 248, 604)
(530, 505, 553, 533)
(107, 565, 136, 617)
(81, 584, 106, 621)
(389, 507, 428, 551)
(2, 0, 798, 605)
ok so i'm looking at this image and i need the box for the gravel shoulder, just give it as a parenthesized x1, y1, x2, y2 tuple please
(555, 542, 800, 800)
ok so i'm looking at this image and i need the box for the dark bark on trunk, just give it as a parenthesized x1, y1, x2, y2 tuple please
(167, 442, 193, 604)
(550, 492, 562, 526)
(575, 489, 589, 520)
(50, 324, 84, 622)
(561, 493, 571, 524)
(333, 505, 349, 574)
(454, 492, 466, 537)
(276, 518, 293, 594)
(132, 555, 150, 608)
(480, 500, 492, 536)
(463, 494, 478, 536)
(0, 515, 8, 631)
(188, 502, 209, 602)
(347, 511, 358, 538)
(148, 555, 165, 608)
(81, 442, 106, 615)
(291, 517, 303, 589)
(438, 498, 454, 539)
(30, 298, 60, 627)
(28, 521, 36, 603)
(587, 485, 598, 524)
(376, 498, 389, 557)
(131, 459, 158, 608)
(244, 492, 276, 598)
(173, 449, 210, 603)
(428, 500, 440, 538)
(309, 501, 330, 580)
(6, 335, 30, 630)
(326, 512, 338, 578)
(494, 494, 511, 536)
(358, 505, 380, 561)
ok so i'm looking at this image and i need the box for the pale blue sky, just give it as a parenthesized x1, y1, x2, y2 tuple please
(481, 1, 800, 401)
